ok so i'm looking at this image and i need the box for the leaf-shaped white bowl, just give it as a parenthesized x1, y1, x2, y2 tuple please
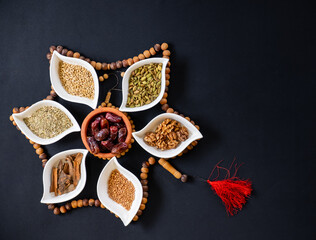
(132, 113, 203, 159)
(41, 149, 88, 204)
(97, 157, 143, 226)
(50, 51, 99, 109)
(12, 100, 80, 145)
(119, 58, 169, 112)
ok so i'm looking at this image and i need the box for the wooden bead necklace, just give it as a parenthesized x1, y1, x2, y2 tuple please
(10, 42, 202, 222)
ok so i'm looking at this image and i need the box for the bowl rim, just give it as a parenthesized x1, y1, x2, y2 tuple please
(119, 57, 169, 112)
(50, 51, 99, 109)
(40, 149, 88, 204)
(81, 107, 132, 159)
(12, 100, 80, 145)
(132, 113, 203, 158)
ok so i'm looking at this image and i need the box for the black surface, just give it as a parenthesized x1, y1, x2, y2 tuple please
(0, 1, 315, 239)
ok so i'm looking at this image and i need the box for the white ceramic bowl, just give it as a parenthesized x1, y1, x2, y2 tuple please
(97, 157, 143, 226)
(119, 58, 169, 112)
(132, 113, 203, 159)
(50, 51, 99, 109)
(41, 149, 88, 204)
(12, 100, 80, 145)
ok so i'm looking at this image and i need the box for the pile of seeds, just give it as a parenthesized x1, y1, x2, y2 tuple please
(59, 61, 95, 99)
(108, 169, 135, 210)
(144, 118, 189, 150)
(23, 106, 73, 139)
(126, 63, 162, 108)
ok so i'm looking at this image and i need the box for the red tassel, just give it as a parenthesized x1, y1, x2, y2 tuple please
(207, 160, 252, 216)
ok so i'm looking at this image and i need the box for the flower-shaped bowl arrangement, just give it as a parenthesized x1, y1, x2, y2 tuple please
(50, 51, 99, 109)
(41, 149, 88, 204)
(97, 157, 143, 226)
(81, 107, 132, 159)
(12, 100, 80, 145)
(119, 58, 169, 112)
(132, 113, 203, 159)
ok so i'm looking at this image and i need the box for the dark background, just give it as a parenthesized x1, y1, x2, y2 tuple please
(0, 0, 315, 239)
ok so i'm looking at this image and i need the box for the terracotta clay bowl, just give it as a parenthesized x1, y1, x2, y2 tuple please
(81, 107, 132, 159)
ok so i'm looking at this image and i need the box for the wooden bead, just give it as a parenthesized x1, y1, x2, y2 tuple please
(163, 92, 168, 98)
(33, 143, 40, 149)
(101, 63, 107, 70)
(181, 174, 188, 182)
(195, 125, 200, 130)
(187, 144, 193, 150)
(89, 199, 95, 206)
(165, 74, 170, 80)
(39, 153, 47, 159)
(49, 45, 56, 53)
(60, 206, 67, 213)
(191, 140, 198, 146)
(165, 67, 170, 74)
(163, 50, 171, 56)
(96, 62, 102, 70)
(103, 73, 109, 79)
(48, 204, 55, 210)
(165, 80, 170, 87)
(83, 199, 91, 207)
(138, 54, 145, 60)
(19, 107, 25, 112)
(142, 161, 149, 168)
(127, 58, 133, 66)
(141, 167, 149, 173)
(142, 198, 148, 204)
(36, 147, 44, 155)
(53, 207, 60, 215)
(65, 202, 72, 210)
(101, 102, 106, 107)
(143, 186, 149, 192)
(71, 200, 78, 208)
(42, 161, 46, 168)
(100, 203, 106, 209)
(143, 192, 149, 198)
(50, 90, 57, 97)
(133, 56, 139, 62)
(95, 199, 101, 207)
(161, 104, 169, 111)
(107, 63, 111, 70)
(167, 62, 171, 67)
(121, 72, 125, 77)
(161, 43, 168, 50)
(185, 117, 190, 121)
(116, 60, 123, 69)
(166, 108, 174, 113)
(61, 48, 68, 56)
(141, 179, 148, 185)
(110, 62, 117, 70)
(99, 76, 104, 82)
(163, 55, 169, 59)
(122, 60, 128, 67)
(174, 111, 179, 115)
(160, 98, 167, 105)
(143, 50, 151, 58)
(149, 47, 156, 55)
(80, 56, 85, 61)
(154, 44, 161, 52)
(137, 209, 143, 216)
(148, 157, 156, 165)
(12, 107, 19, 113)
(140, 204, 146, 210)
(140, 173, 148, 179)
(85, 58, 91, 63)
(90, 61, 96, 68)
(133, 215, 139, 221)
(46, 53, 51, 60)
(56, 45, 63, 53)
(46, 95, 53, 100)
(67, 50, 74, 57)
(73, 52, 80, 58)
(77, 199, 83, 208)
(12, 121, 17, 126)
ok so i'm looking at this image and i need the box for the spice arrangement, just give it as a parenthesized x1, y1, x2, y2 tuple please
(144, 118, 189, 150)
(59, 60, 95, 99)
(10, 42, 252, 225)
(107, 169, 135, 211)
(50, 153, 83, 196)
(126, 63, 162, 108)
(86, 112, 128, 155)
(23, 106, 73, 139)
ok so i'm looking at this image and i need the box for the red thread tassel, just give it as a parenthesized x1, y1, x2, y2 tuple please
(207, 160, 252, 216)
